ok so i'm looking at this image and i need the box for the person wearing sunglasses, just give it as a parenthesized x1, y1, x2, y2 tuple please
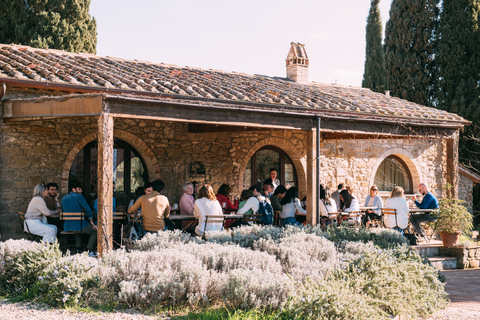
(362, 185, 383, 226)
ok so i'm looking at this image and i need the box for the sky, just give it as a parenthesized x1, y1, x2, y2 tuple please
(90, 0, 393, 88)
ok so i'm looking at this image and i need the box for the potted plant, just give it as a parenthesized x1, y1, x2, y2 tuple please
(434, 184, 473, 247)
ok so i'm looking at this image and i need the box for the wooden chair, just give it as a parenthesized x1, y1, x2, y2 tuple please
(113, 211, 127, 221)
(17, 212, 41, 241)
(346, 211, 362, 227)
(274, 211, 283, 227)
(381, 208, 398, 229)
(60, 212, 85, 235)
(203, 214, 225, 238)
(59, 212, 84, 251)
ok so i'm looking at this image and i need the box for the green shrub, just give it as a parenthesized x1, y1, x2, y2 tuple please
(221, 268, 295, 311)
(0, 241, 62, 295)
(322, 224, 409, 248)
(38, 254, 99, 307)
(281, 244, 448, 319)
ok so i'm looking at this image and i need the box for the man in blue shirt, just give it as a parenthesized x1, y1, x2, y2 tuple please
(411, 183, 438, 237)
(414, 183, 439, 209)
(62, 181, 97, 255)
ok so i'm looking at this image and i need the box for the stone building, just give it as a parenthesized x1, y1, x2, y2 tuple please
(0, 42, 474, 241)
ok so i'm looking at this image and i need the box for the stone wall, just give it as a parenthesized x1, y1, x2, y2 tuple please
(0, 114, 309, 239)
(458, 173, 475, 212)
(440, 246, 480, 269)
(319, 137, 447, 205)
(0, 88, 464, 240)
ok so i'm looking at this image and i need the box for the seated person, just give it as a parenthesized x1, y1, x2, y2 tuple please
(93, 196, 117, 217)
(193, 185, 223, 236)
(179, 182, 195, 215)
(280, 187, 305, 226)
(384, 186, 409, 232)
(411, 183, 438, 234)
(321, 186, 337, 213)
(237, 189, 255, 215)
(144, 182, 153, 195)
(128, 186, 146, 210)
(339, 189, 360, 212)
(320, 185, 335, 226)
(62, 181, 97, 254)
(216, 184, 237, 210)
(270, 185, 287, 213)
(25, 184, 60, 242)
(362, 185, 383, 226)
(339, 189, 360, 224)
(128, 180, 170, 233)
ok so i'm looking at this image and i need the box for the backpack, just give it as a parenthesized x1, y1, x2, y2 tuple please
(256, 196, 274, 225)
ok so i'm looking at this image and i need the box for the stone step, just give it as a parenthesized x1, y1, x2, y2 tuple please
(412, 244, 441, 257)
(427, 256, 458, 270)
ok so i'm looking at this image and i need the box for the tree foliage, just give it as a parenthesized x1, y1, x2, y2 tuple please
(0, 0, 97, 54)
(384, 0, 439, 106)
(362, 0, 387, 93)
(435, 0, 480, 168)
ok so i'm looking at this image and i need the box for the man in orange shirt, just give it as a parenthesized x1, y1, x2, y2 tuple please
(128, 180, 170, 233)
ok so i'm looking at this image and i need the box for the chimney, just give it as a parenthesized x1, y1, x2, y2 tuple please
(286, 42, 309, 83)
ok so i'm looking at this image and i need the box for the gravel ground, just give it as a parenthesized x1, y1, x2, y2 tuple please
(3, 300, 480, 320)
(422, 307, 480, 320)
(0, 299, 167, 320)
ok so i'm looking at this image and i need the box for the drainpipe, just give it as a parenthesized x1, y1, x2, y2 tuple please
(316, 116, 321, 225)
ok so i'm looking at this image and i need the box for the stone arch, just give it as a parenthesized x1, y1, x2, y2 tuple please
(61, 129, 161, 193)
(238, 137, 307, 197)
(369, 147, 423, 193)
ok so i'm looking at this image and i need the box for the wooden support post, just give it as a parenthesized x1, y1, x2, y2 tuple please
(446, 130, 460, 198)
(97, 112, 114, 257)
(306, 129, 318, 225)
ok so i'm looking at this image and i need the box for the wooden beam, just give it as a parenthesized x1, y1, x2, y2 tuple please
(108, 100, 314, 130)
(306, 129, 318, 226)
(446, 131, 460, 198)
(3, 95, 103, 119)
(188, 123, 267, 132)
(97, 112, 114, 257)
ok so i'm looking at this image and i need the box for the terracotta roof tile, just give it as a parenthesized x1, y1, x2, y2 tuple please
(0, 44, 469, 124)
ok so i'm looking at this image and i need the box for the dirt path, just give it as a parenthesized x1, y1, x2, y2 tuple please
(423, 268, 480, 319)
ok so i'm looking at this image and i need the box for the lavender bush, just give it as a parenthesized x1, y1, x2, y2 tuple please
(0, 225, 447, 319)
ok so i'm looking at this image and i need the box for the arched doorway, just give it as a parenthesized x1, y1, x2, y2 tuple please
(243, 146, 297, 189)
(373, 155, 413, 194)
(68, 139, 149, 208)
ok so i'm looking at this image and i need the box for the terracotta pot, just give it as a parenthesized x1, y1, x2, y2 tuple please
(439, 231, 460, 248)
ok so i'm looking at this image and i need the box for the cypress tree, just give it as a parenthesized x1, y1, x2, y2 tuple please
(435, 0, 480, 173)
(384, 0, 439, 106)
(362, 0, 387, 93)
(0, 0, 97, 54)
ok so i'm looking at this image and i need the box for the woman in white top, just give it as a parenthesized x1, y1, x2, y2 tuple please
(320, 185, 337, 226)
(384, 186, 409, 230)
(25, 184, 60, 242)
(321, 186, 337, 214)
(362, 185, 384, 226)
(339, 190, 360, 212)
(193, 185, 223, 236)
(280, 187, 305, 226)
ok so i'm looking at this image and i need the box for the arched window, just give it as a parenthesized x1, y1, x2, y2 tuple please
(374, 155, 412, 194)
(68, 139, 148, 208)
(243, 146, 297, 189)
